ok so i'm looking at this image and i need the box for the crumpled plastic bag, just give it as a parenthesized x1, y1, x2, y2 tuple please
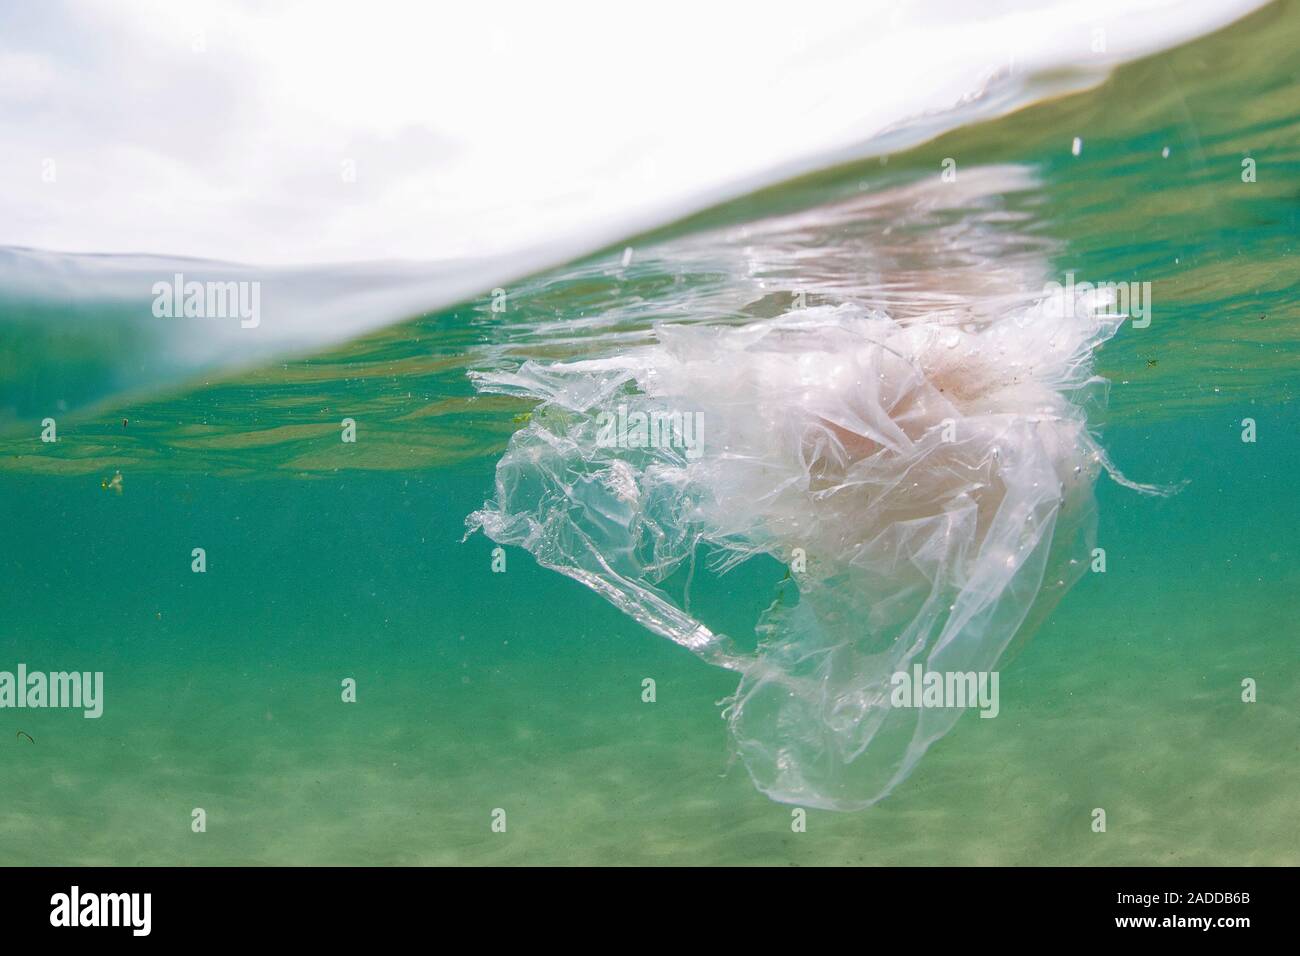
(467, 299, 1170, 809)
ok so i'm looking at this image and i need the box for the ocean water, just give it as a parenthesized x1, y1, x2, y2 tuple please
(2, 3, 1298, 864)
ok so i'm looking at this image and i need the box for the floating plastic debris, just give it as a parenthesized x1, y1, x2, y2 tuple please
(468, 286, 1175, 811)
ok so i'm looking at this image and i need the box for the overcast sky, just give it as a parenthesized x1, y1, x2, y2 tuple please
(0, 0, 1266, 268)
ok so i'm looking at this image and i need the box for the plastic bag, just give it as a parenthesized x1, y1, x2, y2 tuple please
(467, 300, 1168, 809)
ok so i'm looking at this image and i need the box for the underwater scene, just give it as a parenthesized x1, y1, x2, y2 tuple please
(1, 1, 1297, 866)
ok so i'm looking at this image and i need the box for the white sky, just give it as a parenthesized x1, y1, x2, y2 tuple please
(0, 0, 1266, 268)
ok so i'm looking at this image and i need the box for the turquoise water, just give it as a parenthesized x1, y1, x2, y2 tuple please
(1, 3, 1298, 864)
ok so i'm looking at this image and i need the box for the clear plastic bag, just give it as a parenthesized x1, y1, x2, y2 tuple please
(467, 301, 1171, 809)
